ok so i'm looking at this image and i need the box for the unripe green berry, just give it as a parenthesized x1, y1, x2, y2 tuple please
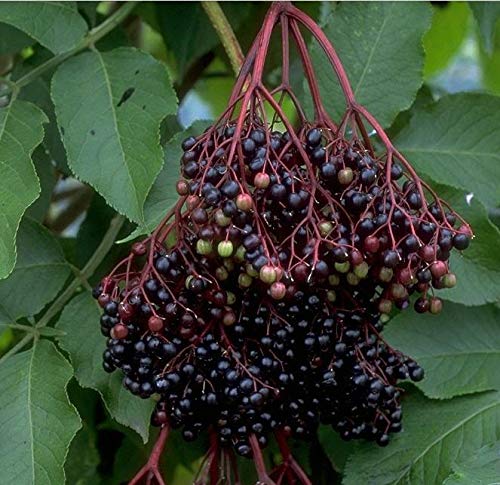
(380, 314, 390, 324)
(223, 259, 234, 271)
(260, 265, 277, 284)
(319, 221, 333, 236)
(442, 272, 457, 288)
(378, 298, 392, 314)
(215, 266, 228, 281)
(235, 245, 246, 262)
(379, 267, 394, 283)
(217, 240, 234, 258)
(246, 264, 258, 277)
(226, 292, 236, 305)
(346, 272, 360, 285)
(327, 290, 337, 302)
(429, 296, 443, 314)
(196, 239, 213, 255)
(328, 274, 340, 286)
(215, 209, 231, 227)
(338, 167, 354, 185)
(185, 275, 193, 289)
(390, 283, 407, 300)
(334, 261, 350, 273)
(353, 261, 369, 279)
(238, 273, 252, 288)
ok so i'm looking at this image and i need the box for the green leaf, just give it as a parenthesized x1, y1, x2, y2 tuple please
(424, 3, 469, 77)
(56, 291, 154, 442)
(122, 120, 212, 242)
(310, 2, 432, 127)
(0, 99, 47, 279)
(431, 185, 500, 306)
(64, 424, 100, 485)
(25, 148, 56, 222)
(0, 218, 70, 325)
(343, 390, 500, 485)
(318, 426, 358, 473)
(0, 2, 88, 54)
(0, 339, 81, 485)
(385, 303, 500, 399)
(0, 23, 32, 55)
(443, 442, 500, 485)
(155, 2, 250, 77)
(52, 47, 178, 223)
(470, 2, 500, 56)
(395, 93, 500, 207)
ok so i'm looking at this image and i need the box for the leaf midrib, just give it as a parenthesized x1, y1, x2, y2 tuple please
(398, 147, 500, 159)
(353, 3, 394, 97)
(95, 52, 142, 221)
(395, 399, 500, 484)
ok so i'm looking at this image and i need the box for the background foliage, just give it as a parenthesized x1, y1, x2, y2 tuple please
(0, 2, 499, 484)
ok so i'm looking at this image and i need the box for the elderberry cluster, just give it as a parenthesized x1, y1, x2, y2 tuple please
(94, 117, 470, 457)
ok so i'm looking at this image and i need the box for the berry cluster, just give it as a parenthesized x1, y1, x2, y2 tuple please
(93, 3, 472, 483)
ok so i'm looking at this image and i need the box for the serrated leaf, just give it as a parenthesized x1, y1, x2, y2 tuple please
(52, 47, 178, 223)
(156, 2, 250, 77)
(395, 93, 500, 207)
(0, 339, 81, 485)
(64, 424, 100, 485)
(0, 99, 47, 279)
(470, 2, 500, 56)
(310, 2, 431, 127)
(0, 2, 87, 54)
(56, 291, 154, 442)
(385, 303, 500, 399)
(122, 120, 212, 242)
(0, 218, 70, 325)
(343, 390, 500, 485)
(443, 442, 500, 485)
(431, 185, 500, 306)
(25, 148, 56, 222)
(424, 3, 469, 77)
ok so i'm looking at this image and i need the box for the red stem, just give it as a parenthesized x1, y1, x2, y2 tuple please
(129, 425, 170, 485)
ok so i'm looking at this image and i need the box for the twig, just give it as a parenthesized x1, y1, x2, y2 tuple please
(5, 2, 138, 94)
(201, 1, 244, 76)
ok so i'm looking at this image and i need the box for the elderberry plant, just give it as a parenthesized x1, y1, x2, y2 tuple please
(0, 2, 499, 485)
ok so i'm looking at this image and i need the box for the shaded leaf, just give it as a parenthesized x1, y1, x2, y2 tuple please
(424, 3, 469, 77)
(0, 2, 87, 54)
(25, 147, 56, 222)
(443, 441, 500, 485)
(52, 47, 177, 223)
(343, 390, 500, 485)
(64, 424, 100, 485)
(122, 120, 212, 242)
(0, 99, 47, 279)
(470, 2, 500, 56)
(0, 339, 81, 484)
(56, 291, 154, 442)
(155, 2, 250, 77)
(318, 426, 358, 473)
(385, 303, 500, 399)
(395, 93, 500, 207)
(0, 22, 32, 55)
(310, 2, 432, 127)
(0, 218, 70, 325)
